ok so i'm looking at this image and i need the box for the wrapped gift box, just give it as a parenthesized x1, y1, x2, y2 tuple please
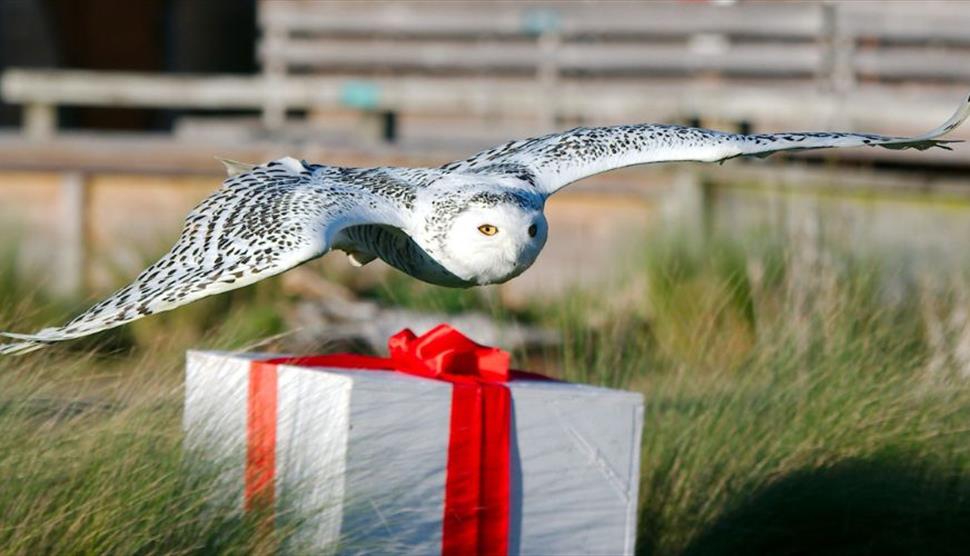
(184, 325, 643, 555)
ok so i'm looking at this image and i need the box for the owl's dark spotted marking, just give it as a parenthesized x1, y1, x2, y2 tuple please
(3, 93, 968, 355)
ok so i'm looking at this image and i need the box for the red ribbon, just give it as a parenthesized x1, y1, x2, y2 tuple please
(245, 324, 532, 555)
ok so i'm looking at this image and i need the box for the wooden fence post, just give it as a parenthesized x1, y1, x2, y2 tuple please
(261, 19, 288, 130)
(528, 7, 562, 129)
(662, 169, 712, 245)
(56, 172, 88, 298)
(537, 30, 561, 130)
(819, 2, 855, 95)
(25, 102, 56, 141)
(786, 189, 823, 357)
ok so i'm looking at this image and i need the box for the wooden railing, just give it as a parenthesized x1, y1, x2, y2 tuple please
(2, 1, 970, 142)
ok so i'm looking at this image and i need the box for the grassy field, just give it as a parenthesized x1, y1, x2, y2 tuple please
(1, 231, 969, 555)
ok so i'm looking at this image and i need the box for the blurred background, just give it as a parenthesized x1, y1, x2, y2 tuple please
(2, 0, 969, 305)
(2, 2, 970, 554)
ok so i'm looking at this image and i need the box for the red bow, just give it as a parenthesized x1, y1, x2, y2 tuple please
(246, 324, 521, 555)
(388, 325, 511, 381)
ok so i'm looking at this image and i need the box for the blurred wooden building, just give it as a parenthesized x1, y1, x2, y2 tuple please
(0, 1, 969, 302)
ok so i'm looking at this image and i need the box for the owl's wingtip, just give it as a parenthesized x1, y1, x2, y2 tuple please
(0, 340, 46, 356)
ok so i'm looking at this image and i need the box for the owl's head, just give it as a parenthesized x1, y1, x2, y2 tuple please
(434, 190, 547, 286)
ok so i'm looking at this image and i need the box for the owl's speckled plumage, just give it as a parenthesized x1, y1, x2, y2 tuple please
(3, 94, 968, 354)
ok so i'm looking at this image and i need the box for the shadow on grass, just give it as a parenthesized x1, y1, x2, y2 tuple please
(673, 458, 970, 556)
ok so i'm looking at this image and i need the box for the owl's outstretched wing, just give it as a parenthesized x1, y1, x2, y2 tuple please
(443, 94, 970, 196)
(1, 157, 407, 355)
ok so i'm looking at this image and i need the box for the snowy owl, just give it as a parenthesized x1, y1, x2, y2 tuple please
(2, 95, 968, 355)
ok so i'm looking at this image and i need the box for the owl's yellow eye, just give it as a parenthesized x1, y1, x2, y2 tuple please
(477, 224, 499, 236)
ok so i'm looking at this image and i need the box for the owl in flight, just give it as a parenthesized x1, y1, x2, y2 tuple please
(2, 95, 968, 355)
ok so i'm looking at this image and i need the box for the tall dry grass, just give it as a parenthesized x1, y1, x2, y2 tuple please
(0, 230, 968, 555)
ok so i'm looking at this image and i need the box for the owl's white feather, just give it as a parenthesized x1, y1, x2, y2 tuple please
(2, 93, 968, 355)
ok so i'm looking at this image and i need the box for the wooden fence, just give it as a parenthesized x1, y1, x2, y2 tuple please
(3, 1, 970, 141)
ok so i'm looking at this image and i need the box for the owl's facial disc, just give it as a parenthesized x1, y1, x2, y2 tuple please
(441, 204, 548, 285)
